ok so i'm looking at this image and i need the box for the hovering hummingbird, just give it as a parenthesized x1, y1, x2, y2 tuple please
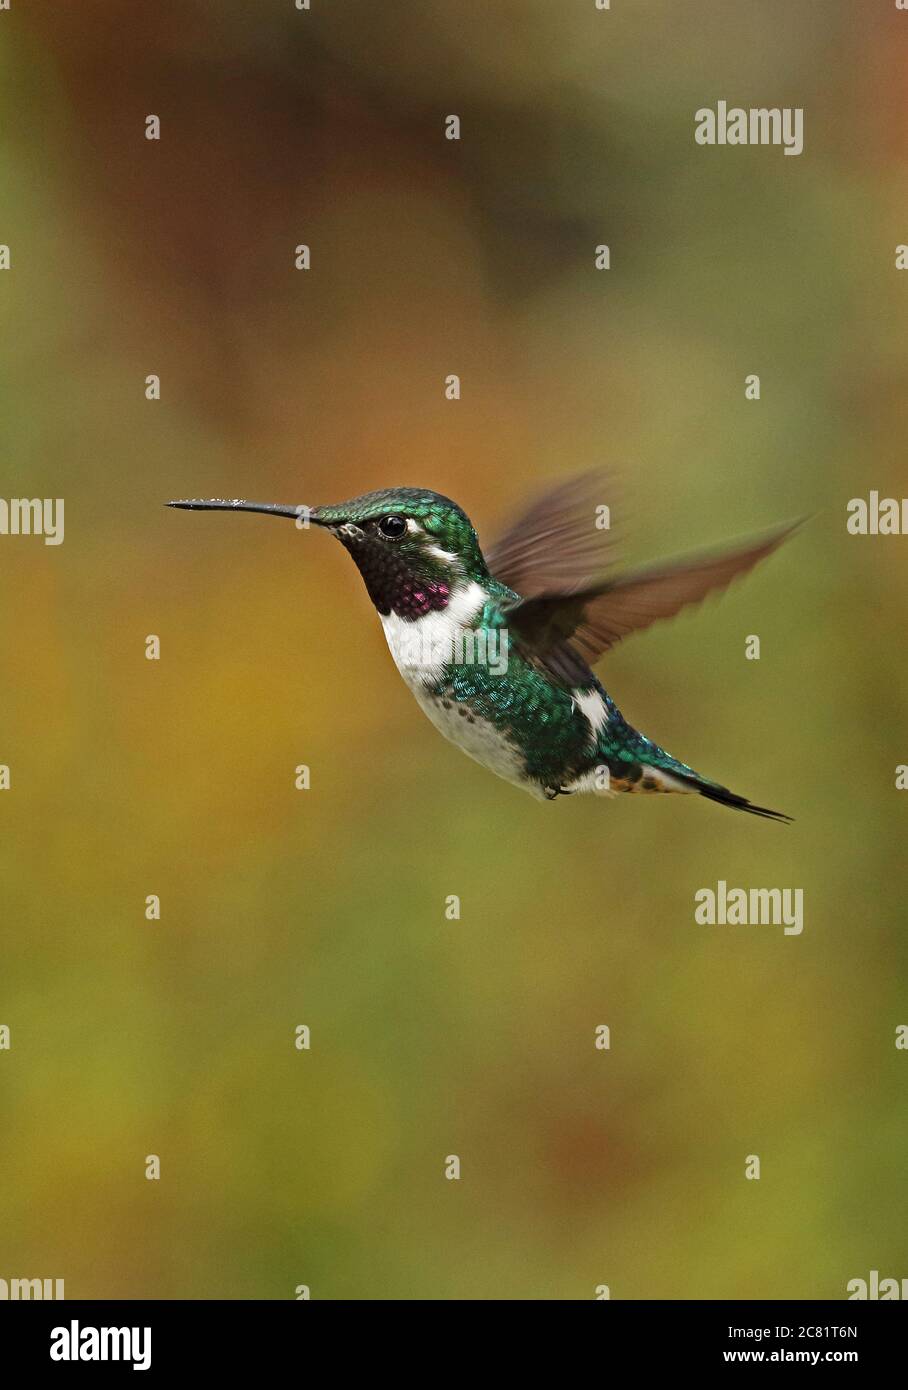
(168, 476, 796, 820)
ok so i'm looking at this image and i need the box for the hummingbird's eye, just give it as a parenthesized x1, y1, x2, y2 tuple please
(377, 514, 407, 540)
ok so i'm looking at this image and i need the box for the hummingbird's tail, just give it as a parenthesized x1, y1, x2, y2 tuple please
(666, 769, 792, 823)
(599, 717, 792, 822)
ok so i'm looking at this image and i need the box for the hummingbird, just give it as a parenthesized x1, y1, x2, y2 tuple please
(168, 475, 796, 820)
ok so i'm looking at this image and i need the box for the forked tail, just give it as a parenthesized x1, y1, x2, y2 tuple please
(599, 713, 792, 821)
(677, 772, 792, 823)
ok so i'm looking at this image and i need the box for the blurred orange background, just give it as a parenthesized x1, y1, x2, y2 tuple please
(0, 1, 906, 1298)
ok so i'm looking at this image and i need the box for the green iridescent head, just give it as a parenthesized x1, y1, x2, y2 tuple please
(315, 489, 482, 560)
(311, 488, 490, 615)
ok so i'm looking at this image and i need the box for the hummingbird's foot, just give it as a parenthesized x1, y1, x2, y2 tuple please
(544, 786, 574, 800)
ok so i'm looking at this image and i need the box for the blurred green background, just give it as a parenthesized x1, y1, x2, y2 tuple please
(1, 0, 906, 1300)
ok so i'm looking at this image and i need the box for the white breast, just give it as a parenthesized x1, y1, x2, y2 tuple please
(379, 581, 535, 793)
(380, 581, 487, 687)
(411, 685, 531, 790)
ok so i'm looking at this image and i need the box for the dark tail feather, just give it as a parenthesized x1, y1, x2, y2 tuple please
(684, 776, 792, 823)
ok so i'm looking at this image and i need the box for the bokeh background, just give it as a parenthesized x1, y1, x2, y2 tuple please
(1, 0, 906, 1300)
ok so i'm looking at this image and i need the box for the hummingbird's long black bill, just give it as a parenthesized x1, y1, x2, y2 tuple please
(166, 499, 321, 523)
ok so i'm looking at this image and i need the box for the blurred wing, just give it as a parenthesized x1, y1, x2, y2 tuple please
(505, 522, 799, 685)
(485, 469, 620, 598)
